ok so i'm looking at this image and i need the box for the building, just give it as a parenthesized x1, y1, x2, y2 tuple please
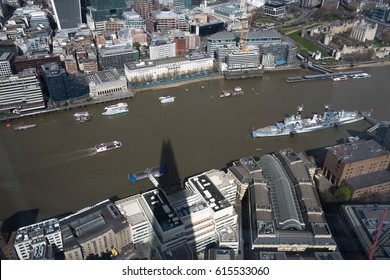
(246, 30, 282, 47)
(0, 40, 18, 56)
(0, 68, 45, 113)
(14, 218, 62, 260)
(0, 52, 15, 77)
(376, 121, 390, 150)
(124, 54, 213, 84)
(230, 151, 337, 254)
(350, 20, 378, 42)
(84, 69, 129, 98)
(149, 41, 176, 60)
(86, 0, 130, 31)
(14, 54, 61, 76)
(0, 220, 18, 260)
(343, 169, 390, 200)
(264, 1, 285, 18)
(208, 248, 236, 260)
(122, 10, 146, 30)
(207, 31, 236, 58)
(260, 41, 297, 67)
(115, 195, 155, 245)
(50, 0, 82, 29)
(213, 4, 243, 31)
(147, 8, 189, 33)
(300, 0, 321, 9)
(371, 5, 390, 23)
(322, 140, 390, 187)
(339, 204, 390, 259)
(140, 188, 187, 252)
(226, 51, 260, 70)
(98, 45, 139, 70)
(42, 62, 89, 103)
(59, 199, 132, 260)
(134, 0, 156, 20)
(190, 20, 224, 36)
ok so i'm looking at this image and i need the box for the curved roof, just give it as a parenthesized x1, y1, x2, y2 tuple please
(259, 154, 305, 230)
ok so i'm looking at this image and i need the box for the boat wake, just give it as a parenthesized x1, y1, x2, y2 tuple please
(65, 148, 97, 162)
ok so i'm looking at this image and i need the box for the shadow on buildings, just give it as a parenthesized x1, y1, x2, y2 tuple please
(2, 209, 39, 237)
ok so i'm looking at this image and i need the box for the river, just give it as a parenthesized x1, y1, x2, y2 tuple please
(1, 65, 389, 223)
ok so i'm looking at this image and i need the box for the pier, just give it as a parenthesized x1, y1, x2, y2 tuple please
(364, 115, 381, 133)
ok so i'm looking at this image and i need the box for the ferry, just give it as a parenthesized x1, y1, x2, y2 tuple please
(351, 73, 371, 79)
(95, 141, 122, 153)
(102, 102, 129, 115)
(220, 86, 244, 98)
(104, 102, 128, 110)
(129, 165, 167, 182)
(74, 112, 91, 123)
(159, 95, 176, 104)
(13, 124, 37, 131)
(331, 75, 348, 82)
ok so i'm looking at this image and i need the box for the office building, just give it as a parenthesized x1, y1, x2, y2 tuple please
(190, 20, 224, 36)
(122, 11, 146, 30)
(42, 62, 89, 103)
(149, 41, 176, 60)
(226, 51, 260, 70)
(115, 195, 155, 245)
(15, 54, 61, 76)
(264, 1, 285, 18)
(371, 5, 390, 23)
(339, 204, 390, 259)
(0, 52, 15, 77)
(376, 121, 390, 150)
(14, 218, 62, 260)
(207, 31, 236, 58)
(124, 54, 213, 84)
(322, 140, 390, 187)
(59, 199, 132, 260)
(98, 45, 139, 70)
(147, 8, 189, 33)
(134, 0, 157, 20)
(0, 220, 18, 260)
(50, 0, 82, 29)
(260, 41, 297, 67)
(87, 0, 131, 31)
(0, 68, 45, 113)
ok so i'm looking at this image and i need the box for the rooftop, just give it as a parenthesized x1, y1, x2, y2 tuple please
(208, 31, 236, 41)
(345, 169, 390, 190)
(189, 174, 232, 213)
(84, 69, 123, 84)
(15, 218, 60, 243)
(59, 199, 128, 250)
(327, 140, 389, 163)
(143, 189, 183, 232)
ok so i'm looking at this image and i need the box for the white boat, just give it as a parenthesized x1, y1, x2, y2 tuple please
(95, 141, 122, 153)
(104, 102, 128, 110)
(351, 73, 371, 79)
(74, 112, 91, 123)
(102, 107, 129, 116)
(332, 75, 348, 82)
(159, 95, 176, 103)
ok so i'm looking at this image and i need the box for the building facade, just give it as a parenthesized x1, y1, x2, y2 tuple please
(50, 0, 82, 29)
(264, 1, 285, 18)
(86, 0, 131, 31)
(350, 20, 378, 42)
(84, 69, 129, 98)
(207, 31, 236, 58)
(98, 45, 139, 70)
(322, 140, 390, 187)
(149, 41, 176, 60)
(0, 52, 15, 77)
(0, 68, 45, 113)
(60, 199, 132, 260)
(14, 218, 62, 260)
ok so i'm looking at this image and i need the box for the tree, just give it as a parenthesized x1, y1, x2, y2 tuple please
(335, 185, 351, 201)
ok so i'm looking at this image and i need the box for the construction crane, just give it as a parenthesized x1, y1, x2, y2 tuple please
(368, 208, 387, 260)
(242, 12, 253, 53)
(239, 0, 252, 52)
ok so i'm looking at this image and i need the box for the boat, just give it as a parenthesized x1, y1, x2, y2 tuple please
(104, 102, 128, 110)
(95, 140, 122, 153)
(159, 95, 176, 103)
(220, 86, 244, 98)
(129, 165, 167, 182)
(331, 75, 348, 81)
(251, 105, 370, 138)
(13, 124, 37, 131)
(102, 102, 129, 115)
(351, 73, 371, 79)
(74, 112, 91, 123)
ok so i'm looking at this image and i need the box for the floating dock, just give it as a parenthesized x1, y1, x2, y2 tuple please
(286, 70, 364, 83)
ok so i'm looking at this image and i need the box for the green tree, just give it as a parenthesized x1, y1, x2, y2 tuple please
(335, 185, 351, 201)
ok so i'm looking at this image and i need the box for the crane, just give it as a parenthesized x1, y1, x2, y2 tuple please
(368, 208, 387, 260)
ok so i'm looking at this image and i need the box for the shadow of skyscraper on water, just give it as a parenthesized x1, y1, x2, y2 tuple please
(158, 139, 182, 192)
